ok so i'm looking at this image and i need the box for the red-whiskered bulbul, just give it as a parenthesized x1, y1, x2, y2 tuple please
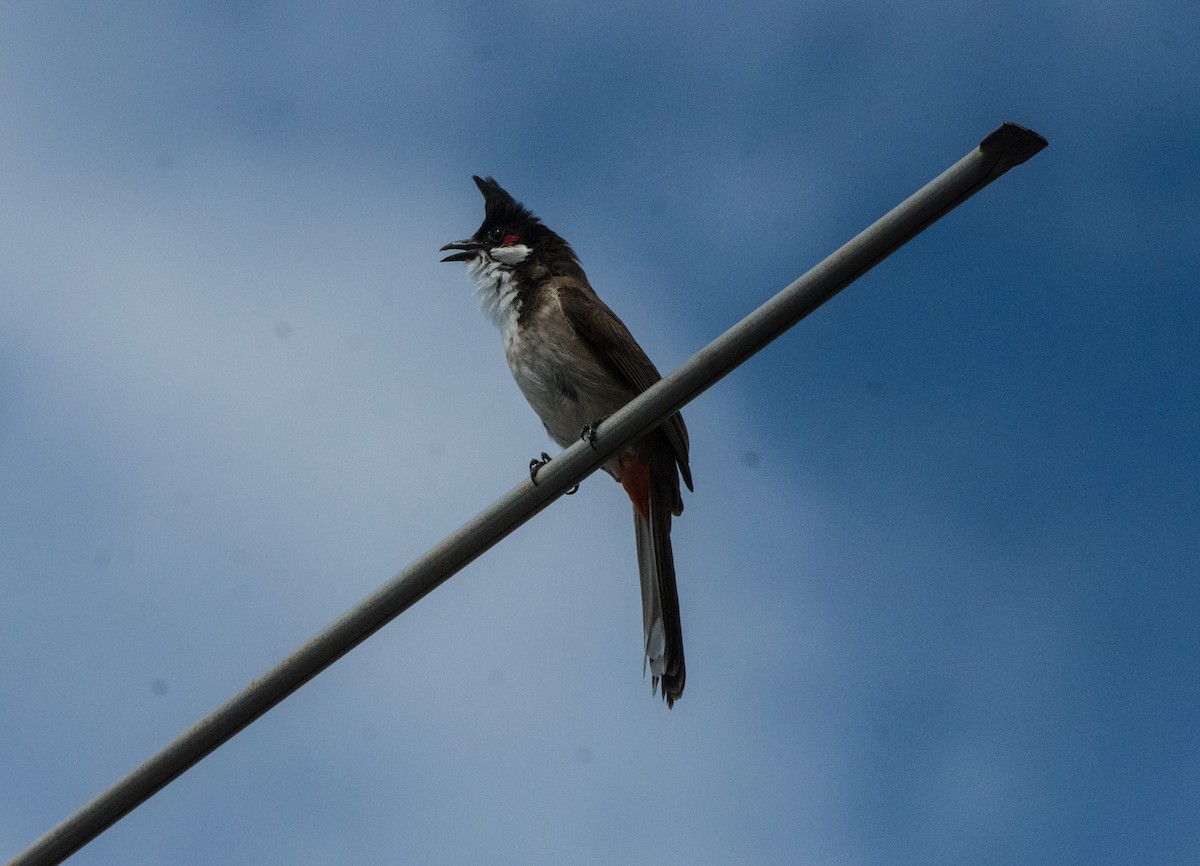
(441, 176, 692, 707)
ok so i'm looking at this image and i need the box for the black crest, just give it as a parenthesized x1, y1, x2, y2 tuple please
(473, 176, 539, 234)
(450, 176, 584, 278)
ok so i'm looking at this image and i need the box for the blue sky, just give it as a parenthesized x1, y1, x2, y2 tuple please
(2, 3, 1197, 864)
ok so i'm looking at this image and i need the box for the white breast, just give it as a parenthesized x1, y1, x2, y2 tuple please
(465, 251, 629, 453)
(466, 247, 529, 350)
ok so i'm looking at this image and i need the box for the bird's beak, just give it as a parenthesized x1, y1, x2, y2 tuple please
(440, 239, 484, 262)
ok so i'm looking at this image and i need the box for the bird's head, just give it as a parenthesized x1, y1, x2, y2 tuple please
(440, 176, 578, 273)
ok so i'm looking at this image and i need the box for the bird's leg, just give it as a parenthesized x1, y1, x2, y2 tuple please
(580, 420, 604, 449)
(529, 451, 579, 495)
(529, 452, 552, 483)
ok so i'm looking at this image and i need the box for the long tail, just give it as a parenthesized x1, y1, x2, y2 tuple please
(624, 455, 686, 707)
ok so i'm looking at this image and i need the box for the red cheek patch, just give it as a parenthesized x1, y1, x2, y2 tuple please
(502, 233, 520, 245)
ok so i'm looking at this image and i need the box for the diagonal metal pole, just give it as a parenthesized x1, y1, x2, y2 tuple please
(8, 122, 1046, 866)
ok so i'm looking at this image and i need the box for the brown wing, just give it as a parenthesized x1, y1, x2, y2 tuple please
(555, 279, 693, 492)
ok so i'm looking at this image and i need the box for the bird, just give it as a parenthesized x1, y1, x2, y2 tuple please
(441, 176, 692, 707)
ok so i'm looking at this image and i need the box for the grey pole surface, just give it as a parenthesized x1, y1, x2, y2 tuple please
(8, 122, 1046, 866)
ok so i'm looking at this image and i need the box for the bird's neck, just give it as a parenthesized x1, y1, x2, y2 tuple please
(467, 255, 522, 333)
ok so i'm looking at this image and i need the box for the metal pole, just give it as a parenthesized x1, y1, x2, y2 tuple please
(8, 122, 1046, 866)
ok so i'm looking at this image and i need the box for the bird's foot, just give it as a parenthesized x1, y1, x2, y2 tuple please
(529, 452, 552, 484)
(529, 452, 578, 494)
(580, 421, 602, 449)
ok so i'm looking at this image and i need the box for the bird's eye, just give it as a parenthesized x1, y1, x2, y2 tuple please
(487, 226, 505, 243)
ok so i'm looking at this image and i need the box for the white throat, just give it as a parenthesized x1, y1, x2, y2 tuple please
(466, 245, 531, 339)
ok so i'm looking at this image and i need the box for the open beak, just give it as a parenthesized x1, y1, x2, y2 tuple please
(440, 239, 484, 262)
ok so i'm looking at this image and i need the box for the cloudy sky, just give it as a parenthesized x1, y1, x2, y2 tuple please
(2, 3, 1197, 864)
